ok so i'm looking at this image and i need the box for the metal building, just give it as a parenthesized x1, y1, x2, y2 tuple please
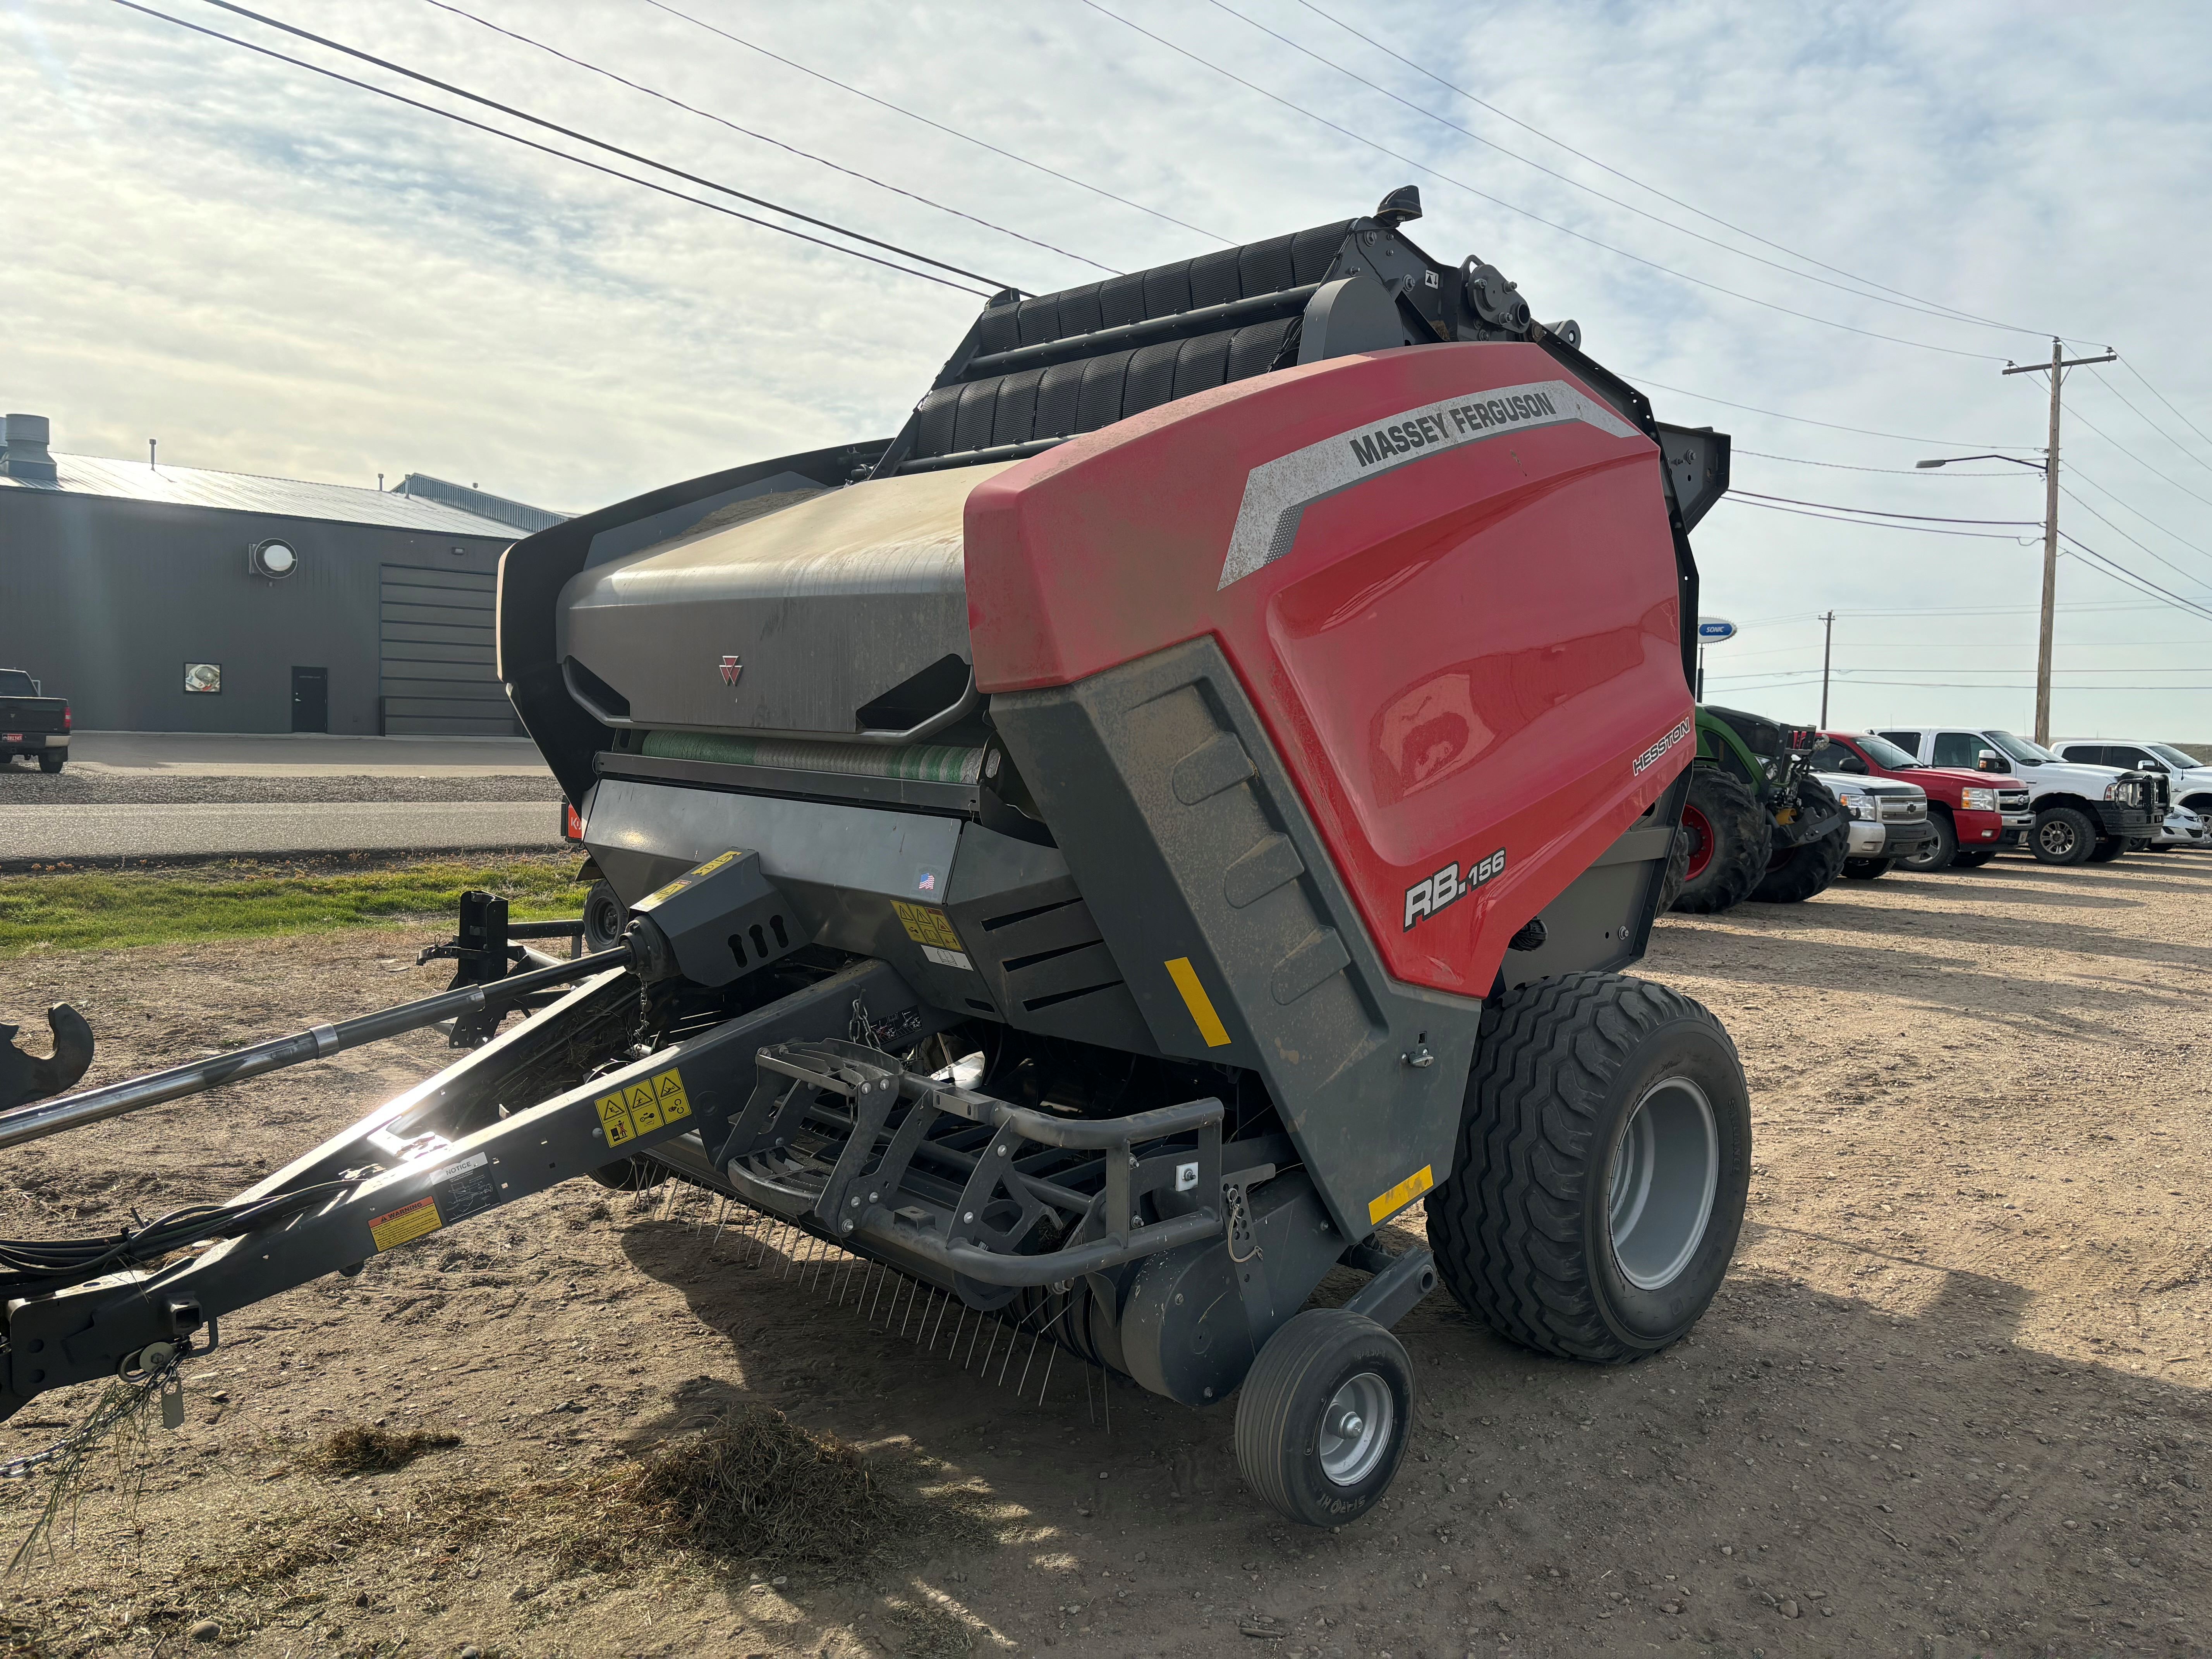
(0, 414, 563, 736)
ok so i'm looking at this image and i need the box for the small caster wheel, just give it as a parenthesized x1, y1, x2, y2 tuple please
(1234, 1307, 1413, 1528)
(582, 879, 629, 953)
(586, 1154, 669, 1192)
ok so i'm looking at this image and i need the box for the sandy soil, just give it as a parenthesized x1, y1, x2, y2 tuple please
(1, 849, 2208, 1658)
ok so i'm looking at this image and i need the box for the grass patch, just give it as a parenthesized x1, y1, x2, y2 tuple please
(0, 857, 583, 955)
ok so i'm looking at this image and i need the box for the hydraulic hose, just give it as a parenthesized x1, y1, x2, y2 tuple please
(0, 949, 629, 1152)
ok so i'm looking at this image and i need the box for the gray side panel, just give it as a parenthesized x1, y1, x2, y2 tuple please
(582, 777, 1152, 1048)
(990, 637, 1484, 1241)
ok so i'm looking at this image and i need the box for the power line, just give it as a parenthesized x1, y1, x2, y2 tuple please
(1708, 673, 2212, 691)
(635, 0, 1221, 242)
(1732, 490, 2040, 526)
(419, 0, 1114, 275)
(2123, 360, 2212, 458)
(1206, 0, 2045, 340)
(1717, 498, 2036, 540)
(2056, 484, 2212, 589)
(1632, 378, 2035, 450)
(2065, 460, 2212, 567)
(2090, 373, 2212, 477)
(115, 0, 995, 294)
(2059, 534, 2212, 624)
(1736, 449, 2019, 477)
(1286, 0, 2057, 343)
(1735, 600, 2181, 623)
(191, 0, 1017, 291)
(1075, 0, 2012, 362)
(2036, 391, 2212, 513)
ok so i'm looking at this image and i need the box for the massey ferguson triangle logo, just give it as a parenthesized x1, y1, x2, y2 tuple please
(718, 655, 743, 686)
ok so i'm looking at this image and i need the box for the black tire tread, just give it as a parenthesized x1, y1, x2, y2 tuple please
(1426, 972, 1741, 1364)
(1751, 779, 1848, 903)
(1671, 768, 1771, 914)
(1233, 1309, 1408, 1527)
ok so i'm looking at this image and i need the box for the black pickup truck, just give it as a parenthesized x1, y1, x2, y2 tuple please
(0, 668, 69, 773)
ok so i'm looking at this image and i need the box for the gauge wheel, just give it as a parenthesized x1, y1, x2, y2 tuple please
(1234, 1309, 1414, 1529)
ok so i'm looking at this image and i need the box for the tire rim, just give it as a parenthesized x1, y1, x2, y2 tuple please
(2037, 819, 2077, 857)
(1317, 1371, 1394, 1487)
(1681, 804, 1714, 881)
(1607, 1077, 1720, 1291)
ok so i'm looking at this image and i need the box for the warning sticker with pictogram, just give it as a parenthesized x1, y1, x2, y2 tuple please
(369, 1194, 443, 1252)
(597, 1065, 691, 1147)
(890, 900, 963, 952)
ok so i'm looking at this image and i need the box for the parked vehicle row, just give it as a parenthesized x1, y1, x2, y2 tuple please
(0, 667, 69, 774)
(1666, 706, 2205, 917)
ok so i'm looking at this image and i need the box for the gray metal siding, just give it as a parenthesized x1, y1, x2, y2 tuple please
(0, 489, 510, 734)
(379, 565, 513, 736)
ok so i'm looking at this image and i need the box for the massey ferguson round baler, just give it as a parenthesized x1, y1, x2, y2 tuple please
(0, 193, 1745, 1527)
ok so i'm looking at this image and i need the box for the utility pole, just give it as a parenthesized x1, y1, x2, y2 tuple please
(1817, 610, 1836, 727)
(2002, 337, 2116, 744)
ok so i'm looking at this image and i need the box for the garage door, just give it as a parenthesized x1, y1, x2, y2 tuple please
(379, 565, 515, 736)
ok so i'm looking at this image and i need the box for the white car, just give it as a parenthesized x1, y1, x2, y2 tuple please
(1816, 772, 1934, 879)
(2152, 804, 2210, 850)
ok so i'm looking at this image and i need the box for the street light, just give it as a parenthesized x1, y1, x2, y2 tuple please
(1913, 454, 2046, 472)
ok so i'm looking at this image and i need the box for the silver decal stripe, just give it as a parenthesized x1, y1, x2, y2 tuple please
(1218, 379, 1640, 589)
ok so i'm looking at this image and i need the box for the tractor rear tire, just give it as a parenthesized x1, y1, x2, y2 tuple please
(1426, 972, 1750, 1363)
(1898, 810, 1958, 873)
(2031, 807, 2097, 865)
(2087, 837, 2127, 863)
(1841, 858, 1896, 880)
(1234, 1308, 1413, 1528)
(1669, 768, 1770, 915)
(1750, 779, 1849, 903)
(1952, 848, 1999, 867)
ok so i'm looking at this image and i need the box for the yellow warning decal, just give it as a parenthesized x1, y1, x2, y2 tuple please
(1163, 957, 1231, 1048)
(1368, 1164, 1436, 1226)
(641, 849, 742, 909)
(891, 900, 963, 952)
(369, 1194, 443, 1252)
(598, 1065, 690, 1148)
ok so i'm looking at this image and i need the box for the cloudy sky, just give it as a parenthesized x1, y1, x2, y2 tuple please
(7, 0, 2211, 736)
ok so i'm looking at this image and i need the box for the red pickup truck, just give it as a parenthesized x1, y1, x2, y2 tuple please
(1812, 731, 2031, 871)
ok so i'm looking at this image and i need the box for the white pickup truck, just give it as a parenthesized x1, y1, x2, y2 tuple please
(2051, 739, 2212, 849)
(1817, 772, 1935, 880)
(1872, 727, 2156, 866)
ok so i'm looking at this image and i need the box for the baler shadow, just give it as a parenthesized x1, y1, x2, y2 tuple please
(613, 1203, 2212, 1659)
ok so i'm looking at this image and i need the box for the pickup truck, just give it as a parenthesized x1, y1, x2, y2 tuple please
(1872, 726, 2153, 866)
(2052, 739, 2212, 828)
(1816, 769, 1936, 879)
(1811, 731, 2031, 871)
(0, 669, 69, 774)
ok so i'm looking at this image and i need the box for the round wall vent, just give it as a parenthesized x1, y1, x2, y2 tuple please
(248, 538, 299, 580)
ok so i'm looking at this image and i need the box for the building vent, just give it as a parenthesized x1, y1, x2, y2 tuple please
(0, 414, 58, 484)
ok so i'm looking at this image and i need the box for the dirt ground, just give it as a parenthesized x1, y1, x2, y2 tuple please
(0, 849, 2208, 1658)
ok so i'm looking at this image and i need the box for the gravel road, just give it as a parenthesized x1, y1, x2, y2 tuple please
(0, 800, 565, 861)
(0, 768, 563, 806)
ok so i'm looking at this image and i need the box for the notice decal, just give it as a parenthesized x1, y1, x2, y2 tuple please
(1218, 379, 1639, 587)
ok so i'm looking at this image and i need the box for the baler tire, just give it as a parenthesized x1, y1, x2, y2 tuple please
(1426, 972, 1749, 1364)
(582, 880, 630, 953)
(1750, 781, 1849, 903)
(1234, 1308, 1413, 1529)
(2031, 807, 2096, 865)
(1841, 858, 1896, 880)
(1669, 769, 1769, 914)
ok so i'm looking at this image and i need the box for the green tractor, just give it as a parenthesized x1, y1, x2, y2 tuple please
(1666, 705, 1850, 914)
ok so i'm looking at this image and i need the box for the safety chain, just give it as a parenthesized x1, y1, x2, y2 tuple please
(0, 1356, 181, 1481)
